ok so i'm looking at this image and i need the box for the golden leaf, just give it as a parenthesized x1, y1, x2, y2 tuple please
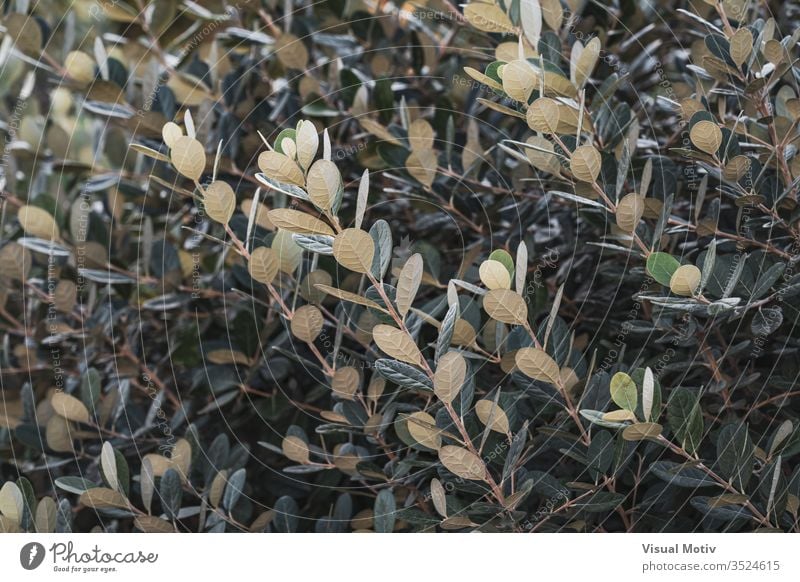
(272, 229, 303, 274)
(762, 39, 785, 65)
(574, 37, 600, 88)
(282, 435, 311, 464)
(35, 497, 57, 533)
(669, 264, 701, 296)
(722, 155, 751, 181)
(17, 205, 58, 239)
(543, 70, 577, 98)
(603, 409, 637, 422)
(570, 145, 602, 183)
(275, 33, 309, 69)
(408, 119, 435, 152)
(161, 121, 182, 148)
(707, 494, 750, 509)
(142, 454, 172, 477)
(170, 136, 206, 180)
(396, 253, 423, 317)
(46, 416, 74, 452)
(291, 305, 324, 343)
(170, 438, 192, 481)
(475, 399, 510, 433)
(622, 422, 663, 441)
(79, 487, 129, 509)
(0, 242, 31, 281)
(333, 228, 375, 273)
(527, 98, 560, 133)
(525, 135, 561, 175)
(296, 120, 319, 171)
(248, 246, 279, 285)
(0, 515, 20, 533)
(306, 159, 341, 211)
(332, 366, 360, 400)
(267, 208, 335, 236)
(464, 3, 514, 33)
(64, 51, 95, 84)
(483, 288, 528, 325)
(430, 478, 447, 517)
(51, 392, 90, 423)
(438, 446, 486, 481)
(406, 411, 442, 449)
(515, 347, 560, 384)
(209, 470, 228, 508)
(203, 180, 236, 225)
(479, 260, 511, 290)
(730, 28, 753, 67)
(501, 60, 538, 103)
(258, 151, 305, 186)
(540, 0, 563, 30)
(207, 349, 252, 366)
(313, 283, 387, 312)
(495, 41, 537, 62)
(167, 74, 212, 106)
(554, 102, 592, 133)
(54, 280, 77, 313)
(360, 118, 403, 146)
(452, 319, 478, 346)
(616, 193, 645, 233)
(690, 121, 722, 155)
(406, 149, 437, 187)
(372, 324, 423, 366)
(463, 67, 503, 92)
(0, 482, 23, 525)
(134, 515, 175, 533)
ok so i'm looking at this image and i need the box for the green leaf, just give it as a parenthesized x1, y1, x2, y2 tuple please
(113, 449, 130, 497)
(16, 477, 36, 531)
(55, 476, 98, 495)
(758, 458, 787, 521)
(55, 499, 73, 533)
(373, 489, 396, 533)
(488, 249, 514, 278)
(435, 302, 459, 364)
(690, 496, 754, 522)
(667, 389, 704, 455)
(716, 423, 754, 491)
(649, 461, 717, 488)
(369, 219, 393, 280)
(273, 128, 297, 155)
(574, 491, 625, 513)
(751, 306, 782, 335)
(159, 469, 182, 521)
(698, 240, 716, 294)
(222, 468, 247, 513)
(374, 359, 433, 392)
(587, 430, 614, 480)
(749, 262, 785, 300)
(610, 372, 637, 412)
(273, 496, 299, 532)
(631, 367, 661, 422)
(646, 252, 680, 287)
(80, 368, 102, 410)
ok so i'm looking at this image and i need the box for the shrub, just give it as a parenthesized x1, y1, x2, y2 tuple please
(1, 0, 800, 533)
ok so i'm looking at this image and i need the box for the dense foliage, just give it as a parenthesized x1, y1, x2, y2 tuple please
(2, 0, 800, 533)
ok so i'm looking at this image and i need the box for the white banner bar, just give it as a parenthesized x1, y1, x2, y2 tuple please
(1, 533, 797, 581)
